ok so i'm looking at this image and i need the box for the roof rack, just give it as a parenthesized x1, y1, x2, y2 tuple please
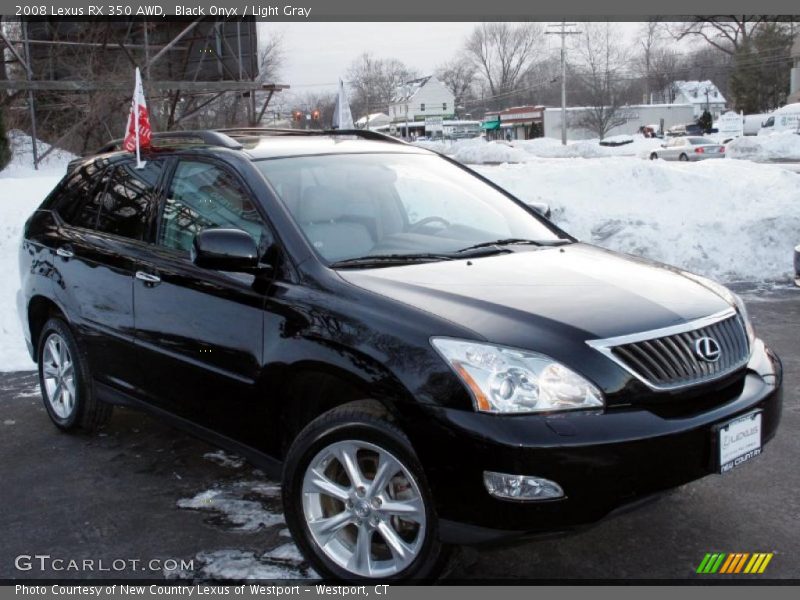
(217, 127, 407, 145)
(93, 126, 406, 156)
(94, 130, 243, 154)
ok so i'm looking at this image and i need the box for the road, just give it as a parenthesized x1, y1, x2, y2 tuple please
(1, 287, 798, 582)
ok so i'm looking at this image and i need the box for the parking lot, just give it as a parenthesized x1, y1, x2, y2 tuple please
(1, 287, 798, 582)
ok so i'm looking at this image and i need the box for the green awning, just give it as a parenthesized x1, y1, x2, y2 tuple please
(481, 120, 500, 130)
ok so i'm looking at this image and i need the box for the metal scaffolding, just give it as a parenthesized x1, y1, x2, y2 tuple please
(0, 18, 289, 168)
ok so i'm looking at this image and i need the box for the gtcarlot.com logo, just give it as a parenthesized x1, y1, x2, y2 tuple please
(696, 552, 774, 574)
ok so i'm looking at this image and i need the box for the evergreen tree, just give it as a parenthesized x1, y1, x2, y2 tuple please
(697, 110, 713, 133)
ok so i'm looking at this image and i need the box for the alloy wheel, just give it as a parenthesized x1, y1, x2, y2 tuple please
(301, 439, 427, 578)
(42, 333, 76, 419)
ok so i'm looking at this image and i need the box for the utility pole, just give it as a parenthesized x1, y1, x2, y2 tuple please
(546, 21, 581, 145)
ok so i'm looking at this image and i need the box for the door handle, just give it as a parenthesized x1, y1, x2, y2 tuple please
(135, 271, 161, 285)
(56, 246, 74, 259)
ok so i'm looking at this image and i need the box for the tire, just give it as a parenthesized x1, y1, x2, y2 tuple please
(649, 152, 658, 160)
(282, 401, 449, 581)
(37, 317, 112, 432)
(679, 153, 689, 161)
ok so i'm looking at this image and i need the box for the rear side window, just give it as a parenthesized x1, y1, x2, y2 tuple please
(95, 161, 164, 240)
(55, 161, 108, 228)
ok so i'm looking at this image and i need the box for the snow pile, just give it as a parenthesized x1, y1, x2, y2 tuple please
(449, 138, 529, 164)
(1, 132, 74, 372)
(727, 131, 800, 161)
(4, 130, 77, 177)
(0, 175, 62, 372)
(475, 157, 800, 283)
(514, 135, 664, 159)
(412, 135, 664, 162)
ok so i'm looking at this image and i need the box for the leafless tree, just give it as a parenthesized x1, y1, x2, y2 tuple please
(464, 22, 544, 103)
(435, 57, 477, 113)
(570, 23, 630, 139)
(668, 17, 772, 55)
(346, 53, 417, 121)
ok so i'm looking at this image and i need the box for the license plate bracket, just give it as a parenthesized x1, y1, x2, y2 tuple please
(713, 410, 762, 474)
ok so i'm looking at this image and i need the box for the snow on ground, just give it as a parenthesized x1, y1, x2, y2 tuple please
(414, 134, 664, 162)
(173, 473, 317, 580)
(176, 479, 285, 532)
(187, 548, 312, 580)
(474, 157, 800, 284)
(727, 131, 800, 162)
(203, 450, 246, 469)
(0, 132, 75, 372)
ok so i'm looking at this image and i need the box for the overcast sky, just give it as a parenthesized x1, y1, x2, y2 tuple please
(259, 22, 648, 106)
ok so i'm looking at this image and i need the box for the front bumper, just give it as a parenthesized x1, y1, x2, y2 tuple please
(406, 339, 782, 544)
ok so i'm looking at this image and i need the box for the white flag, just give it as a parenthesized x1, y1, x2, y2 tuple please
(332, 78, 354, 130)
(123, 67, 151, 169)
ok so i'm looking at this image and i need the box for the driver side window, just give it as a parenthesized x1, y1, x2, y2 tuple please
(158, 160, 272, 257)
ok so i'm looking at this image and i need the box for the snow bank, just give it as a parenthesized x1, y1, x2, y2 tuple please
(414, 135, 664, 162)
(727, 131, 800, 161)
(474, 157, 800, 284)
(0, 175, 62, 372)
(414, 137, 529, 164)
(3, 130, 76, 177)
(1, 132, 74, 372)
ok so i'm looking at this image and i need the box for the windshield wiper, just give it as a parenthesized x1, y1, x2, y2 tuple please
(455, 238, 571, 253)
(330, 253, 457, 268)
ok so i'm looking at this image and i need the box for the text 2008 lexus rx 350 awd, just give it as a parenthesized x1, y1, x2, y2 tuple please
(18, 130, 782, 580)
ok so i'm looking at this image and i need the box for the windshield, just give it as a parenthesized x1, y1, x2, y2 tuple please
(255, 153, 564, 264)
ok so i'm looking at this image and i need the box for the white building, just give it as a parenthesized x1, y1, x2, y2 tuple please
(666, 80, 727, 118)
(389, 76, 455, 124)
(543, 104, 696, 140)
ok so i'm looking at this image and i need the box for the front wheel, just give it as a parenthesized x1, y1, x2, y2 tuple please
(649, 152, 658, 160)
(282, 402, 449, 581)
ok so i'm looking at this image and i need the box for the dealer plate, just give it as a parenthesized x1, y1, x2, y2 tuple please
(718, 410, 762, 474)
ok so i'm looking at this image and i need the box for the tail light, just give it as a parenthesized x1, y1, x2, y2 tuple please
(695, 147, 705, 154)
(720, 146, 726, 153)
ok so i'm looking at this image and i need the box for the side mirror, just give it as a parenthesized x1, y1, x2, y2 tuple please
(192, 228, 266, 274)
(526, 201, 552, 219)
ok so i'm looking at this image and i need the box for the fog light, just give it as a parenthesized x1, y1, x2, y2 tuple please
(483, 471, 564, 501)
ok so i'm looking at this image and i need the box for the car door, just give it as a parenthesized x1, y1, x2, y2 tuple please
(132, 158, 273, 439)
(50, 157, 165, 392)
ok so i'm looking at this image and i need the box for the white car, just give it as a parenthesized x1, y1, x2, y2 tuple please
(649, 137, 726, 161)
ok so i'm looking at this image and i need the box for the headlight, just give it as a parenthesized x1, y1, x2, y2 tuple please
(431, 338, 604, 414)
(680, 271, 755, 343)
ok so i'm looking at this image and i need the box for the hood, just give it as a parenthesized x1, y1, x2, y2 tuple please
(337, 243, 730, 344)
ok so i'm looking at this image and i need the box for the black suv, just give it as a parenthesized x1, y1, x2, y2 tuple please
(18, 129, 782, 580)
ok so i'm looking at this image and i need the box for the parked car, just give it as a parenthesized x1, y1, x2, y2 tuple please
(649, 136, 726, 161)
(666, 123, 705, 137)
(18, 129, 782, 581)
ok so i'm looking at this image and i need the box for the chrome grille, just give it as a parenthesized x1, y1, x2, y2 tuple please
(587, 309, 750, 391)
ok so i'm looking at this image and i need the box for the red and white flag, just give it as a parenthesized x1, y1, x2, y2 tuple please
(123, 67, 151, 167)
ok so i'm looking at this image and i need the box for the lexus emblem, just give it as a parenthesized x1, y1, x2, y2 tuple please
(694, 336, 721, 363)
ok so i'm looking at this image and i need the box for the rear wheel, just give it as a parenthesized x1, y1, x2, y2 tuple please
(37, 318, 112, 431)
(679, 153, 689, 161)
(282, 402, 449, 581)
(649, 152, 658, 160)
